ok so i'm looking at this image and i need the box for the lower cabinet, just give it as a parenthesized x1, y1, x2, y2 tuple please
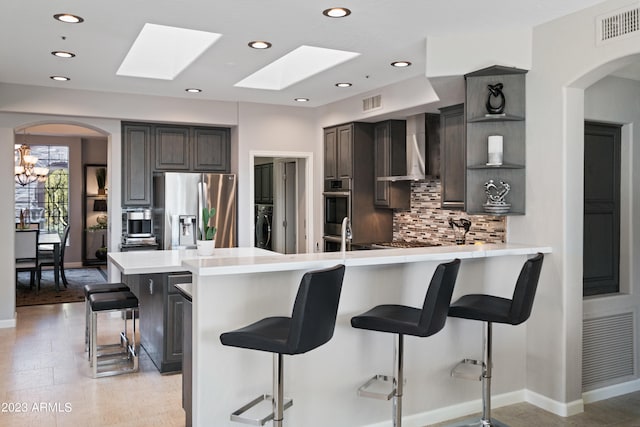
(182, 294, 192, 427)
(138, 272, 191, 373)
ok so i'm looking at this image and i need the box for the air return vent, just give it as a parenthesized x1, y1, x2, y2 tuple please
(597, 4, 640, 45)
(362, 94, 382, 112)
(582, 312, 634, 391)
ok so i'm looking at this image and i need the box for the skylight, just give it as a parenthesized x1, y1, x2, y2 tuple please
(117, 23, 221, 80)
(234, 45, 360, 90)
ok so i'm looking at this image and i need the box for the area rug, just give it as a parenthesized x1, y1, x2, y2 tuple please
(16, 267, 107, 307)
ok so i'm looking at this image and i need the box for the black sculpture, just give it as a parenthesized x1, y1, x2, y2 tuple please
(485, 83, 505, 114)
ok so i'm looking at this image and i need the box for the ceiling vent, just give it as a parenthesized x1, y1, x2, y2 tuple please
(597, 4, 640, 45)
(362, 94, 382, 112)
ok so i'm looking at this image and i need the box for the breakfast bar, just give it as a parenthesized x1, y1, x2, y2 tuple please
(112, 243, 550, 427)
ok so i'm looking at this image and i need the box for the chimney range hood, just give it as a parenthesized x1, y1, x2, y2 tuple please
(378, 113, 428, 182)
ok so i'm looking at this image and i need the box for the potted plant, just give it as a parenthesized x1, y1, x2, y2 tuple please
(196, 207, 217, 256)
(95, 167, 107, 196)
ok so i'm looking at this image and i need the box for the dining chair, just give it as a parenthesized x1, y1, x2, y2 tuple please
(38, 224, 70, 288)
(15, 229, 40, 291)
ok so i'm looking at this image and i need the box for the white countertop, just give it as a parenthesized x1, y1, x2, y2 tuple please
(109, 243, 551, 277)
(108, 247, 278, 275)
(184, 242, 551, 276)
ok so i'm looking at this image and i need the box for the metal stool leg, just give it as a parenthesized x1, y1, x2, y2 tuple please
(446, 322, 508, 427)
(273, 353, 284, 427)
(393, 334, 404, 427)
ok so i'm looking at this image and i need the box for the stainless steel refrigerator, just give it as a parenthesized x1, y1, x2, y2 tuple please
(153, 172, 237, 249)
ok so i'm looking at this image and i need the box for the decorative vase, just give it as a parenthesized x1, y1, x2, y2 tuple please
(196, 239, 215, 256)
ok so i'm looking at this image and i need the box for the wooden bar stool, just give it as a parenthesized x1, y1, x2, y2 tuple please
(220, 264, 345, 427)
(351, 259, 461, 427)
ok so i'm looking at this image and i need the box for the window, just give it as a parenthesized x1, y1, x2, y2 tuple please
(15, 145, 69, 235)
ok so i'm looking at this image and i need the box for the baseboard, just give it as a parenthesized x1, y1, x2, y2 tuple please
(362, 390, 525, 427)
(582, 378, 640, 404)
(525, 389, 583, 417)
(0, 313, 17, 329)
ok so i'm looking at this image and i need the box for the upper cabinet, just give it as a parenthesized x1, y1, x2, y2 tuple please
(155, 126, 230, 172)
(122, 122, 153, 206)
(155, 126, 190, 171)
(439, 104, 466, 210)
(374, 120, 409, 209)
(192, 127, 230, 172)
(464, 65, 527, 215)
(122, 121, 231, 207)
(324, 123, 356, 179)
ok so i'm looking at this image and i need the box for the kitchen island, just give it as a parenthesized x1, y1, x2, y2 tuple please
(110, 243, 551, 426)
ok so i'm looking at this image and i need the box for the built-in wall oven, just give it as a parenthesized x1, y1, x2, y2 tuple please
(323, 179, 351, 251)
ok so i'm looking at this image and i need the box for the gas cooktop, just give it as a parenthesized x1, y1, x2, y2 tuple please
(370, 241, 439, 249)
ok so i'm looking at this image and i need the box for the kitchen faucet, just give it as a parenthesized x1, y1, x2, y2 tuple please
(341, 217, 352, 252)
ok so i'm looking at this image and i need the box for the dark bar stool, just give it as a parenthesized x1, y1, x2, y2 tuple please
(447, 253, 544, 427)
(220, 264, 346, 427)
(89, 290, 139, 378)
(83, 283, 130, 354)
(351, 259, 461, 427)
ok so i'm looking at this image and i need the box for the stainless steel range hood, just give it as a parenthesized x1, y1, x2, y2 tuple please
(377, 113, 427, 182)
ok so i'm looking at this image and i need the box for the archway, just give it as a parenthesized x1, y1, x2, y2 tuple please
(13, 121, 110, 302)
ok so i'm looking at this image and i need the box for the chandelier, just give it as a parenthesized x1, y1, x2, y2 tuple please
(14, 136, 49, 186)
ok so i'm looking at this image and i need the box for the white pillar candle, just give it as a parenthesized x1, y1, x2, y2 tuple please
(487, 135, 503, 165)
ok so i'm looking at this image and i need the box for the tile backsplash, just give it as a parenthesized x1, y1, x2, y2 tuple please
(393, 179, 506, 245)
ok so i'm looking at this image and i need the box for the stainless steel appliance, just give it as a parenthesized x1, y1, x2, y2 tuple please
(323, 178, 392, 251)
(255, 204, 273, 250)
(125, 209, 153, 237)
(153, 172, 237, 249)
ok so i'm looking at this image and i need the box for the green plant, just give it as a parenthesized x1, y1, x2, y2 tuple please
(201, 207, 217, 240)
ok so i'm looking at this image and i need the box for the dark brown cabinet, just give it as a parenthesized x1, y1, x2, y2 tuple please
(122, 123, 152, 206)
(439, 104, 466, 210)
(122, 122, 231, 207)
(254, 162, 273, 204)
(324, 123, 356, 179)
(155, 126, 230, 172)
(155, 126, 190, 171)
(192, 127, 230, 172)
(374, 120, 410, 209)
(138, 272, 190, 373)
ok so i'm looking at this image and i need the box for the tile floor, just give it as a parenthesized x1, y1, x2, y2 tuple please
(0, 303, 183, 427)
(2, 302, 640, 427)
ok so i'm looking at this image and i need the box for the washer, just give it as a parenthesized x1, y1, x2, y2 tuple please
(255, 204, 273, 250)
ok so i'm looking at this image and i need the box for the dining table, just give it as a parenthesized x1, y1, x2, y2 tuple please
(38, 232, 62, 291)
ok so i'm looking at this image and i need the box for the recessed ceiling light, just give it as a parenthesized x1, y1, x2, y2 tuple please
(50, 76, 70, 81)
(294, 98, 309, 102)
(322, 8, 351, 18)
(391, 61, 412, 68)
(335, 82, 352, 87)
(53, 14, 84, 23)
(248, 41, 272, 49)
(185, 88, 202, 93)
(51, 51, 75, 58)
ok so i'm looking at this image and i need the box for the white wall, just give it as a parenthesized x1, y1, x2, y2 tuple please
(517, 0, 640, 411)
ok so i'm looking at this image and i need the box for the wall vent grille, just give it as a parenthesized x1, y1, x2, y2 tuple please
(597, 4, 640, 45)
(582, 312, 635, 391)
(362, 94, 382, 112)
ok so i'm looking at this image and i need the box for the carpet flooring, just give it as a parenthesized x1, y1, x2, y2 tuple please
(16, 267, 107, 306)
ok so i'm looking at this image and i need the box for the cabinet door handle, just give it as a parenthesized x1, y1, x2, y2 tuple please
(149, 278, 154, 295)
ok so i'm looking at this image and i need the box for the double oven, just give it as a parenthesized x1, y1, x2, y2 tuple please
(323, 178, 351, 251)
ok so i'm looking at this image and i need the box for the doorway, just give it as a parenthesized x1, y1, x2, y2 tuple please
(251, 152, 311, 254)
